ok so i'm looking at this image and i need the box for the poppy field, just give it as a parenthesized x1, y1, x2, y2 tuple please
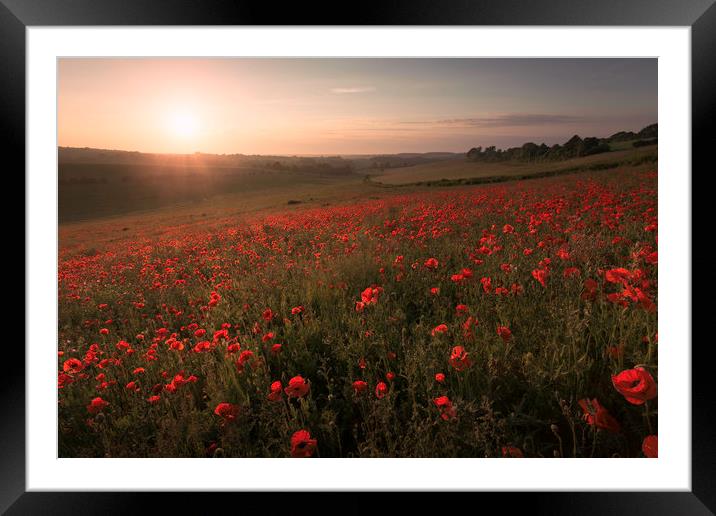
(58, 167, 658, 458)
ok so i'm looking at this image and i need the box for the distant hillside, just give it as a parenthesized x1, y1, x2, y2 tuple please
(466, 123, 657, 163)
(58, 147, 364, 223)
(58, 147, 356, 170)
(350, 152, 462, 171)
(59, 146, 463, 174)
(373, 145, 657, 187)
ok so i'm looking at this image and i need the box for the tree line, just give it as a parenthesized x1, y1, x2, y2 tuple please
(466, 123, 657, 163)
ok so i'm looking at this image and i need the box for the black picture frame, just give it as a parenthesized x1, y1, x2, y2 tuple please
(5, 1, 713, 513)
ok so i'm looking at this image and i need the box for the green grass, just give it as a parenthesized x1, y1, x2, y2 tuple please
(372, 147, 657, 185)
(59, 162, 360, 223)
(57, 164, 658, 458)
(59, 147, 657, 225)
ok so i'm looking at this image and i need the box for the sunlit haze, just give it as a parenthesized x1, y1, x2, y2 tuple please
(58, 58, 657, 155)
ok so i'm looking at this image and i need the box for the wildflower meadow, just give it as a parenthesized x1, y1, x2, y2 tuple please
(58, 167, 657, 458)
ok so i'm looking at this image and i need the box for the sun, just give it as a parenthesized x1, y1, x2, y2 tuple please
(168, 110, 199, 139)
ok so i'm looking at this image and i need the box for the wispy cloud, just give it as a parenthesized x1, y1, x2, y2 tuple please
(330, 86, 376, 94)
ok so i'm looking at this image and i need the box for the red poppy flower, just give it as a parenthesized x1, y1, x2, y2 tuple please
(424, 257, 439, 270)
(556, 248, 570, 261)
(361, 287, 380, 305)
(125, 380, 139, 391)
(208, 291, 221, 307)
(284, 376, 310, 398)
(435, 372, 445, 383)
(193, 340, 211, 353)
(455, 304, 469, 315)
(386, 372, 395, 382)
(58, 373, 74, 389)
(611, 367, 657, 405)
(147, 395, 161, 404)
(267, 381, 283, 402)
(502, 446, 524, 458)
(236, 350, 255, 373)
(291, 306, 304, 315)
(605, 267, 632, 285)
(449, 345, 472, 372)
(353, 380, 367, 395)
(290, 429, 317, 458)
(214, 402, 239, 422)
(375, 381, 388, 399)
(531, 268, 548, 287)
(87, 397, 109, 414)
(462, 316, 478, 338)
(262, 308, 274, 322)
(63, 358, 83, 374)
(213, 329, 229, 341)
(433, 395, 457, 420)
(431, 324, 448, 336)
(496, 326, 512, 343)
(642, 435, 658, 458)
(563, 267, 581, 278)
(578, 398, 621, 433)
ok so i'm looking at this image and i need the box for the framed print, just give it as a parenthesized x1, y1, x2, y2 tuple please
(5, 0, 713, 513)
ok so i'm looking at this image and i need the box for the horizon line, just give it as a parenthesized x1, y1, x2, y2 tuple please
(57, 120, 658, 159)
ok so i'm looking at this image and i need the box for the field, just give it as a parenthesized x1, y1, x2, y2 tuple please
(59, 162, 362, 223)
(371, 145, 657, 185)
(58, 157, 658, 458)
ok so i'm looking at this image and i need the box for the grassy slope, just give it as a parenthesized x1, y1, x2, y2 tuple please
(372, 145, 657, 185)
(59, 147, 657, 255)
(59, 163, 360, 224)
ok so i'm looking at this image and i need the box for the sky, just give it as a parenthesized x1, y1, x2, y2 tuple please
(58, 58, 657, 156)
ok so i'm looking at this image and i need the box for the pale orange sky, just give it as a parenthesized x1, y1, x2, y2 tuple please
(58, 58, 657, 155)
